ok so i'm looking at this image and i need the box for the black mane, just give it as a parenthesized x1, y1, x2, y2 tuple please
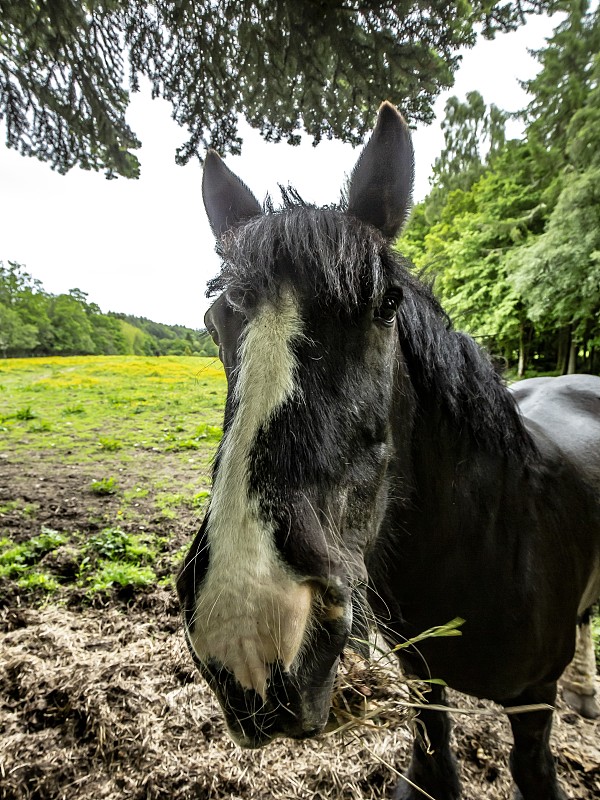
(208, 200, 534, 458)
(207, 195, 392, 311)
(396, 269, 535, 458)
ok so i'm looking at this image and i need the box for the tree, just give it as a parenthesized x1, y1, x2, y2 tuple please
(90, 313, 128, 354)
(520, 0, 600, 183)
(398, 139, 549, 373)
(0, 302, 38, 356)
(0, 260, 53, 352)
(431, 91, 507, 196)
(407, 91, 509, 226)
(509, 50, 600, 371)
(47, 293, 96, 354)
(0, 0, 555, 178)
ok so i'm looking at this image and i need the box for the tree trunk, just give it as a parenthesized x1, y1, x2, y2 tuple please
(518, 341, 526, 379)
(518, 323, 527, 377)
(557, 326, 570, 374)
(567, 340, 578, 374)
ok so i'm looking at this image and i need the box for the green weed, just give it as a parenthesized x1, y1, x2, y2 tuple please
(0, 500, 39, 517)
(165, 438, 201, 451)
(1, 406, 37, 422)
(30, 420, 52, 432)
(17, 571, 60, 593)
(192, 490, 211, 508)
(86, 562, 156, 593)
(0, 501, 20, 514)
(89, 477, 119, 495)
(0, 527, 67, 578)
(98, 437, 123, 451)
(195, 423, 223, 441)
(83, 527, 155, 564)
(14, 406, 36, 420)
(123, 486, 150, 502)
(63, 404, 86, 415)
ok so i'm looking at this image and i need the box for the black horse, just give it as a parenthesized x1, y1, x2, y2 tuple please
(177, 102, 600, 800)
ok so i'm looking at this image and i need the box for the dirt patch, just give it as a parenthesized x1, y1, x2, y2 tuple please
(0, 603, 599, 800)
(0, 454, 205, 545)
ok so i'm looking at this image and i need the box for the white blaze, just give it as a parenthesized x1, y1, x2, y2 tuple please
(188, 291, 313, 697)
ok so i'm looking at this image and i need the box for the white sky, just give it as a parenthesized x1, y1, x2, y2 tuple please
(0, 12, 560, 329)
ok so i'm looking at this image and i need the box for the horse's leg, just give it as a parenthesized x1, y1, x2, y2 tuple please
(394, 684, 460, 800)
(561, 607, 599, 719)
(505, 682, 567, 800)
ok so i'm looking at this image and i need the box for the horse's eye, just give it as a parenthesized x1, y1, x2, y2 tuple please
(209, 327, 220, 345)
(375, 290, 403, 326)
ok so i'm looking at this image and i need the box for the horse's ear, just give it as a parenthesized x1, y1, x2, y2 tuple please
(202, 150, 262, 238)
(346, 102, 414, 239)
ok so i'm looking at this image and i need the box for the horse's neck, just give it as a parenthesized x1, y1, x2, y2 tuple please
(390, 384, 527, 536)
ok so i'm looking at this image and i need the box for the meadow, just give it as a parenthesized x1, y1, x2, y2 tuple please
(0, 357, 598, 800)
(0, 355, 225, 600)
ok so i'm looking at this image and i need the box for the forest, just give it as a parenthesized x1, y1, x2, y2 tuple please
(398, 1, 600, 376)
(0, 261, 218, 358)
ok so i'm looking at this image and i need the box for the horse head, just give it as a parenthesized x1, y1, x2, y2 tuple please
(176, 102, 414, 747)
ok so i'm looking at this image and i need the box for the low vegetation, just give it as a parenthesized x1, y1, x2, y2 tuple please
(0, 355, 226, 605)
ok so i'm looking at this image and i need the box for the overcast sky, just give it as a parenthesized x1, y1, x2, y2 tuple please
(0, 12, 561, 329)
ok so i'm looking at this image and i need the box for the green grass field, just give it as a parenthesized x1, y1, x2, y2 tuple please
(0, 355, 226, 602)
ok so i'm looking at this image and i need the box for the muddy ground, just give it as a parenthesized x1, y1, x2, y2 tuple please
(1, 458, 599, 800)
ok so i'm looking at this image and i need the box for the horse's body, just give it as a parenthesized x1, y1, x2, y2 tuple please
(177, 103, 600, 800)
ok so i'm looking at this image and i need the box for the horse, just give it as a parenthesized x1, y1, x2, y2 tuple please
(176, 102, 600, 800)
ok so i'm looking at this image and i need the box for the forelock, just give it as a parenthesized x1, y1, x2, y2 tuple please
(207, 202, 394, 312)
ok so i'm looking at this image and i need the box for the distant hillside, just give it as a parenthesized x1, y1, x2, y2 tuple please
(109, 313, 218, 357)
(0, 260, 218, 358)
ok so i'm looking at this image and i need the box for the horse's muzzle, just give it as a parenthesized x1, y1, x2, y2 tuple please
(201, 658, 337, 748)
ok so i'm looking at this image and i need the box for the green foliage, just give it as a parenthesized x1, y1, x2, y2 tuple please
(400, 4, 600, 374)
(111, 313, 218, 357)
(98, 437, 123, 452)
(192, 490, 211, 509)
(89, 477, 119, 495)
(16, 571, 60, 593)
(85, 562, 156, 593)
(427, 91, 508, 220)
(84, 527, 153, 563)
(521, 0, 600, 174)
(81, 527, 157, 593)
(0, 527, 67, 579)
(0, 261, 216, 358)
(195, 424, 223, 441)
(509, 167, 600, 339)
(9, 406, 37, 421)
(0, 302, 38, 356)
(0, 0, 554, 177)
(400, 140, 544, 359)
